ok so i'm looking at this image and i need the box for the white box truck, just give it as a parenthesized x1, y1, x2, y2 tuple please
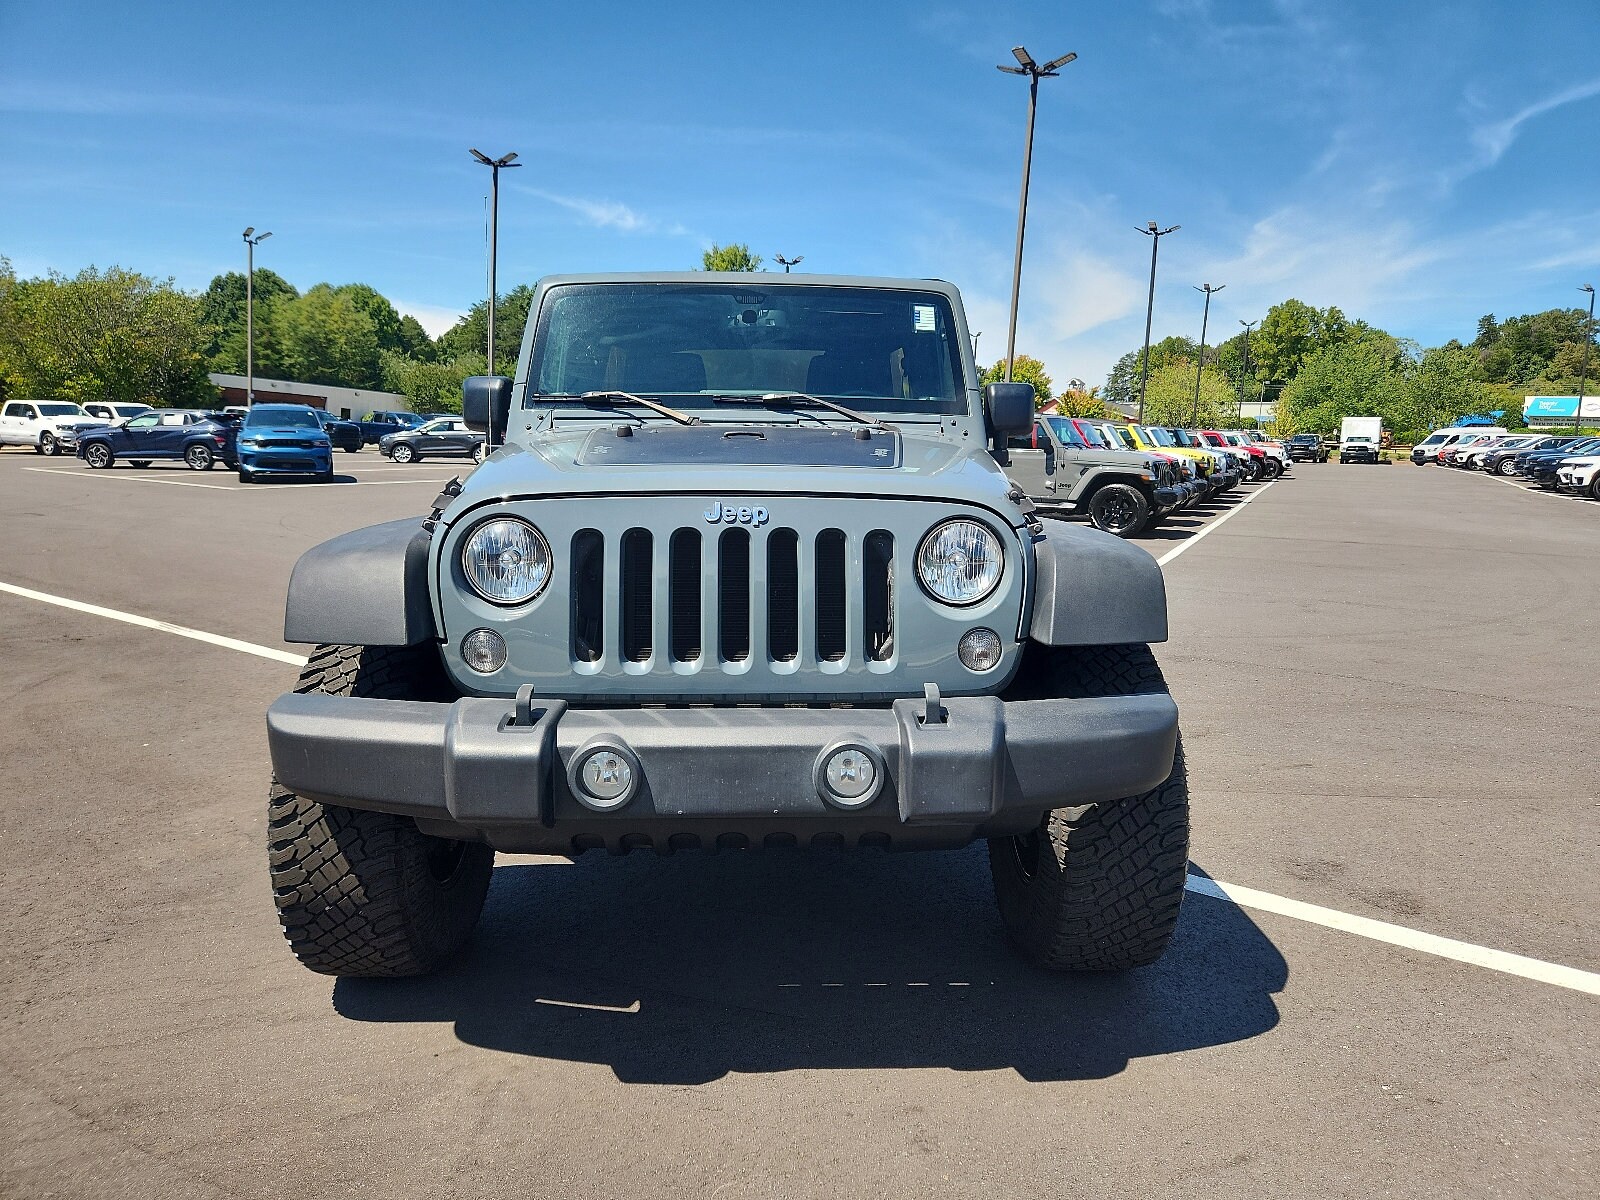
(1338, 416, 1383, 464)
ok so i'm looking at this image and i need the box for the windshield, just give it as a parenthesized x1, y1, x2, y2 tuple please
(244, 407, 320, 429)
(1143, 426, 1176, 447)
(38, 403, 87, 417)
(1166, 428, 1198, 447)
(114, 405, 149, 417)
(1077, 423, 1110, 449)
(526, 283, 967, 418)
(1043, 416, 1086, 447)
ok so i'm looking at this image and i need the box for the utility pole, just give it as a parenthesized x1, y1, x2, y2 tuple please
(998, 45, 1076, 382)
(1577, 285, 1595, 435)
(1238, 319, 1258, 425)
(470, 149, 520, 375)
(240, 227, 272, 406)
(1191, 283, 1225, 424)
(1135, 221, 1180, 422)
(775, 254, 803, 273)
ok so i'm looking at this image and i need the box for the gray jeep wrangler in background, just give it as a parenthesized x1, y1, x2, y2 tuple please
(1004, 415, 1186, 538)
(265, 273, 1188, 978)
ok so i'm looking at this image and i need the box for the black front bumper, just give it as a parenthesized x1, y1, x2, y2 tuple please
(267, 689, 1180, 853)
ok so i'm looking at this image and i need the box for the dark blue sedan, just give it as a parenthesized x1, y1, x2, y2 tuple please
(236, 405, 334, 483)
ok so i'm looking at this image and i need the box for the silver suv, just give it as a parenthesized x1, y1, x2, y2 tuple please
(264, 274, 1189, 979)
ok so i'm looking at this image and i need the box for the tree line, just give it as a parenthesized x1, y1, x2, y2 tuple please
(0, 256, 532, 414)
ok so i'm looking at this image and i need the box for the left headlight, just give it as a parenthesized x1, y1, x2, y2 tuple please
(916, 518, 1003, 606)
(461, 517, 552, 605)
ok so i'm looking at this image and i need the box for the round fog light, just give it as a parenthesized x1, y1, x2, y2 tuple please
(816, 741, 885, 809)
(460, 628, 507, 674)
(958, 627, 1003, 672)
(569, 742, 640, 811)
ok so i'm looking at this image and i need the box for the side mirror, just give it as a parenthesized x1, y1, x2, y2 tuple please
(463, 375, 513, 444)
(984, 382, 1036, 437)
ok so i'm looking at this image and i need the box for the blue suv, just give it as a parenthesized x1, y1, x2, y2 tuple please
(237, 405, 334, 483)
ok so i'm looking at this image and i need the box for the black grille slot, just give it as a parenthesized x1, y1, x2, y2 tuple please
(815, 529, 847, 662)
(863, 530, 894, 661)
(570, 529, 604, 662)
(767, 529, 799, 661)
(620, 529, 653, 662)
(719, 529, 750, 662)
(669, 529, 702, 662)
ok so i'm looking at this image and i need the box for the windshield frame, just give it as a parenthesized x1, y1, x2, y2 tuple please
(521, 281, 971, 424)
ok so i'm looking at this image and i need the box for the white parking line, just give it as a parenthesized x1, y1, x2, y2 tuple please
(22, 467, 237, 490)
(0, 581, 308, 666)
(1155, 481, 1276, 566)
(6, 489, 1596, 998)
(1185, 875, 1600, 996)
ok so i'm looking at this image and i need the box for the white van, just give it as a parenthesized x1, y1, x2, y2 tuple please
(1410, 426, 1507, 465)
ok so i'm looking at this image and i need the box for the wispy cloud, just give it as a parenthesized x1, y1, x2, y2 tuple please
(519, 187, 692, 237)
(1469, 77, 1600, 169)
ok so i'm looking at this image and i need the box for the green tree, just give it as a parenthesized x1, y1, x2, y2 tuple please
(1277, 338, 1413, 437)
(1249, 299, 1353, 384)
(1139, 359, 1239, 427)
(979, 354, 1053, 403)
(1045, 385, 1110, 419)
(199, 269, 298, 372)
(379, 349, 486, 415)
(1103, 335, 1197, 407)
(699, 243, 763, 272)
(335, 284, 405, 355)
(1406, 344, 1494, 434)
(0, 264, 213, 406)
(396, 314, 435, 361)
(436, 285, 534, 374)
(268, 284, 382, 389)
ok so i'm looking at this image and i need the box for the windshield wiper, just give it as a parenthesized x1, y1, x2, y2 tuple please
(534, 391, 700, 426)
(711, 392, 898, 432)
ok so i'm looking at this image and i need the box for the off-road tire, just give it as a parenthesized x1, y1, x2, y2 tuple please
(989, 643, 1189, 972)
(1086, 483, 1151, 537)
(268, 643, 492, 977)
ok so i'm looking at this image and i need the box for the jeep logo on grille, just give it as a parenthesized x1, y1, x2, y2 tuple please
(703, 502, 769, 526)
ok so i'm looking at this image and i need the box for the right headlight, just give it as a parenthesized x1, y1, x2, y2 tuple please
(916, 518, 1003, 606)
(460, 517, 552, 605)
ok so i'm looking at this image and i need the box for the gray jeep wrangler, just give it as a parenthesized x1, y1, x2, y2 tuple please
(1004, 415, 1187, 538)
(265, 273, 1188, 978)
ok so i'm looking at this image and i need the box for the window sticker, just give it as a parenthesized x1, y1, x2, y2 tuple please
(912, 304, 937, 332)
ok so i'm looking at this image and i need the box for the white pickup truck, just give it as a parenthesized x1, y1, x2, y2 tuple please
(0, 400, 106, 456)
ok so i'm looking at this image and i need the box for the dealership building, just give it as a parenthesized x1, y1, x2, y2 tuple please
(1523, 395, 1599, 428)
(208, 374, 411, 420)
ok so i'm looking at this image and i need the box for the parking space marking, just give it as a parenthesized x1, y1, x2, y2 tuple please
(1155, 481, 1277, 566)
(22, 467, 237, 490)
(0, 581, 308, 667)
(1185, 874, 1600, 996)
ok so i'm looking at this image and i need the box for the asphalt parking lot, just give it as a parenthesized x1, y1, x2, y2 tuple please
(1, 452, 1595, 1199)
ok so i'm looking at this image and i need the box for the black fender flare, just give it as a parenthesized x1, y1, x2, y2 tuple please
(1028, 522, 1168, 646)
(284, 519, 436, 647)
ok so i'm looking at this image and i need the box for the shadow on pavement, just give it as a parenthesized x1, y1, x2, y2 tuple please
(334, 851, 1285, 1084)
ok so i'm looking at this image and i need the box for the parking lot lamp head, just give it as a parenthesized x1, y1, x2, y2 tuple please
(1577, 285, 1595, 436)
(1135, 221, 1180, 423)
(775, 254, 803, 273)
(470, 149, 521, 402)
(996, 45, 1077, 384)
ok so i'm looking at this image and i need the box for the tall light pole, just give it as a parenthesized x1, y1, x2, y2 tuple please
(1191, 283, 1225, 424)
(1238, 319, 1258, 424)
(775, 254, 803, 273)
(972, 330, 982, 362)
(998, 45, 1077, 383)
(469, 149, 520, 374)
(242, 228, 272, 407)
(1576, 285, 1595, 435)
(1135, 220, 1180, 423)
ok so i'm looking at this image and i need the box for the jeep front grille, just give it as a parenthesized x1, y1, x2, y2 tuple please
(590, 523, 892, 672)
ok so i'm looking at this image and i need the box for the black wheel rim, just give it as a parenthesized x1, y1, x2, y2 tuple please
(425, 837, 468, 884)
(1100, 493, 1136, 531)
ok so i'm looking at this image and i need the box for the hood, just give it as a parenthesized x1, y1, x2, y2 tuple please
(442, 423, 1022, 528)
(246, 426, 329, 438)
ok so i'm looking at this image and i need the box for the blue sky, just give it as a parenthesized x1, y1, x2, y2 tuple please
(3, 0, 1597, 383)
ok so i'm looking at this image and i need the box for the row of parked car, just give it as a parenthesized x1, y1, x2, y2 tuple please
(1005, 417, 1292, 537)
(0, 399, 487, 481)
(1417, 426, 1600, 500)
